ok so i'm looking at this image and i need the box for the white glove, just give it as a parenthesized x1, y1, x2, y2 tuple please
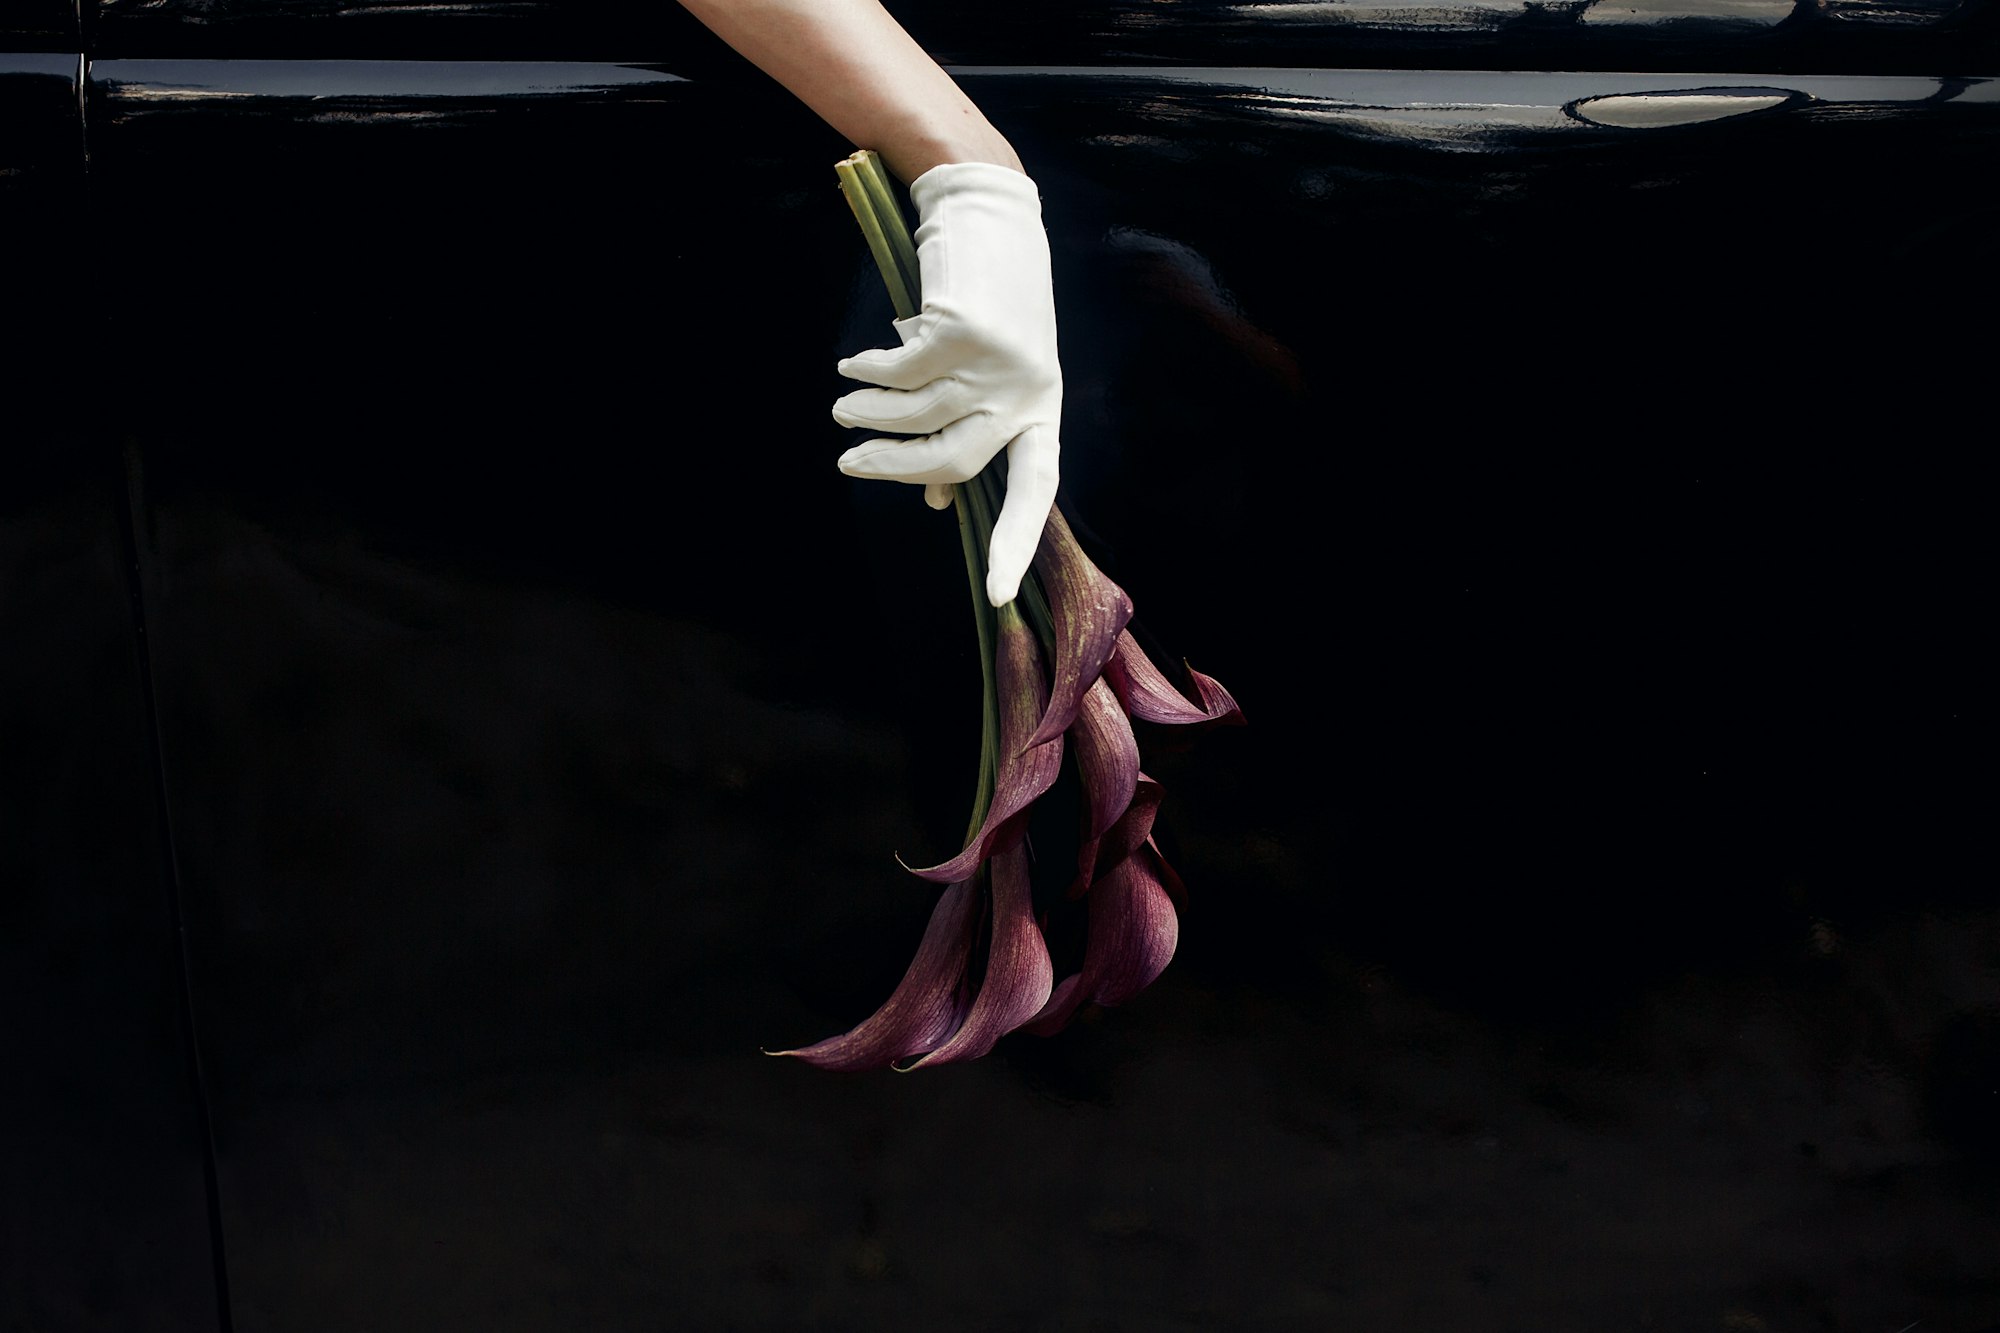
(833, 161, 1062, 607)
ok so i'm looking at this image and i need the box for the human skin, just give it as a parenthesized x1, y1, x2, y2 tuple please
(674, 0, 1024, 183)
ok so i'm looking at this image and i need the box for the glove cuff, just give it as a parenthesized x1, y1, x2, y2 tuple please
(908, 161, 1042, 217)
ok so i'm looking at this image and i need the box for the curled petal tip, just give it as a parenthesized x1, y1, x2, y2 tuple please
(1107, 630, 1242, 727)
(763, 1045, 856, 1068)
(1190, 665, 1246, 726)
(904, 809, 1037, 884)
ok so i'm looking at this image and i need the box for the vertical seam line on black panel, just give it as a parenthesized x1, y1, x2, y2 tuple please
(117, 443, 238, 1333)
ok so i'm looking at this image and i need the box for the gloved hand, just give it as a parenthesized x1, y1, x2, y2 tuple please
(833, 162, 1062, 608)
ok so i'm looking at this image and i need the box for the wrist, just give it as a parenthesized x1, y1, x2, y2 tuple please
(888, 122, 1023, 183)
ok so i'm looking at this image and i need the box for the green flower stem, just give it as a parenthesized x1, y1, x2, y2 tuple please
(841, 148, 1010, 838)
(835, 154, 917, 321)
(851, 151, 922, 315)
(1015, 555, 1058, 661)
(956, 487, 1001, 838)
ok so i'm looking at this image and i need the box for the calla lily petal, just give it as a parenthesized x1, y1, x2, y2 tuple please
(903, 842, 1054, 1068)
(1147, 834, 1189, 910)
(1071, 677, 1141, 845)
(1075, 775, 1165, 897)
(1027, 842, 1180, 1037)
(1086, 844, 1180, 1008)
(1026, 506, 1135, 748)
(907, 603, 1063, 884)
(1105, 629, 1244, 727)
(768, 878, 980, 1071)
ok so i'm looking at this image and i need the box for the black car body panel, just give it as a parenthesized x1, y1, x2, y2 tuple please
(80, 0, 2000, 73)
(7, 4, 1998, 1331)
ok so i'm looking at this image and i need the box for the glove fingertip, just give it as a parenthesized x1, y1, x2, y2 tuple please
(985, 512, 1037, 606)
(837, 440, 891, 475)
(838, 333, 929, 388)
(836, 351, 887, 383)
(985, 561, 1024, 608)
(924, 482, 954, 511)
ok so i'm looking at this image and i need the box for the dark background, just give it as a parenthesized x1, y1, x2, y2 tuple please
(4, 5, 1997, 1330)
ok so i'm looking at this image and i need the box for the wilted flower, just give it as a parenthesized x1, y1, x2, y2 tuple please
(771, 151, 1241, 1070)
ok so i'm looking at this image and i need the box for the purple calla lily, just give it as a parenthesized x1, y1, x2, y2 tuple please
(781, 548, 1240, 1067)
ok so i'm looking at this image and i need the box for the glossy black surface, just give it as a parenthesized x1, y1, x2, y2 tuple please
(85, 0, 2000, 74)
(3, 53, 222, 1312)
(60, 54, 1999, 1330)
(0, 467, 226, 1333)
(0, 5, 76, 51)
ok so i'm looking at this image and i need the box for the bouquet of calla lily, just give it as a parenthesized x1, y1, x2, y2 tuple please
(769, 151, 1243, 1072)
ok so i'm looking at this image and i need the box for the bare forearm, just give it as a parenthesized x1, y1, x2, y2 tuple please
(676, 0, 1021, 183)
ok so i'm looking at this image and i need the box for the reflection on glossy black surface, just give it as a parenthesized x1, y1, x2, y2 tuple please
(0, 54, 81, 187)
(92, 58, 687, 102)
(87, 0, 2000, 73)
